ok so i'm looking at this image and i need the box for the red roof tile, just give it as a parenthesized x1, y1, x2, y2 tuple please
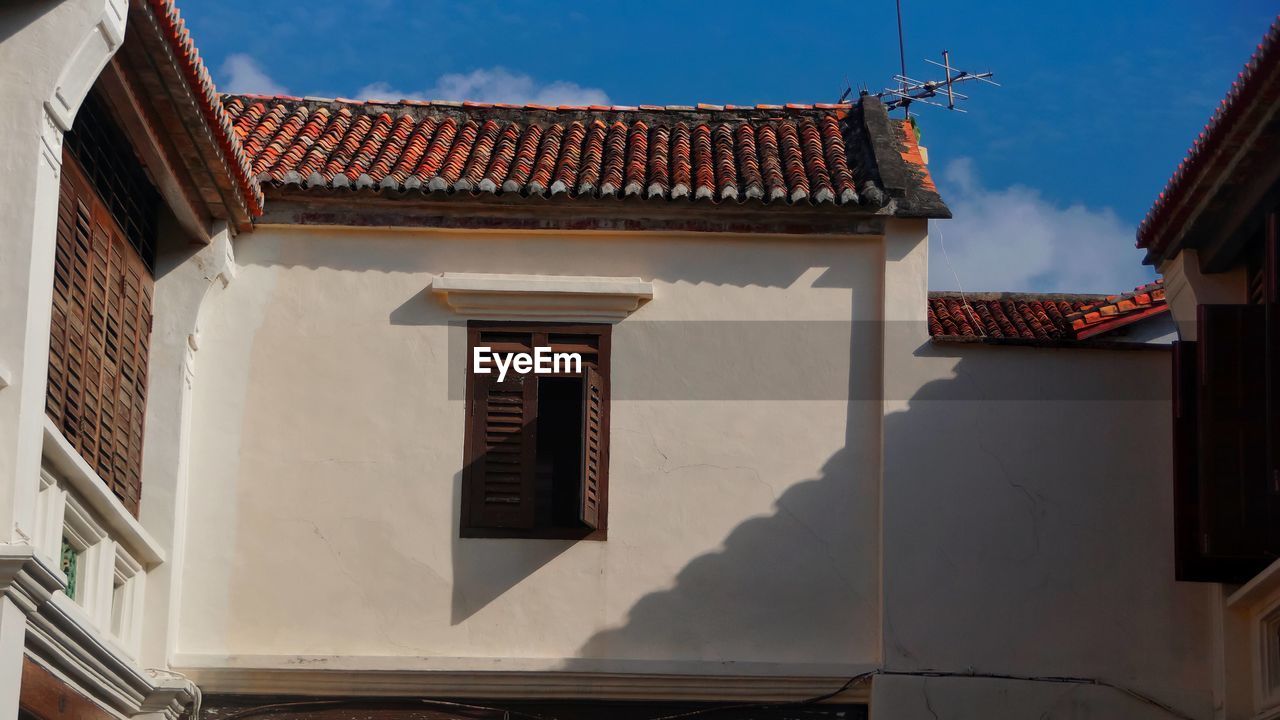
(144, 0, 262, 217)
(929, 280, 1168, 344)
(221, 95, 948, 216)
(1138, 16, 1280, 258)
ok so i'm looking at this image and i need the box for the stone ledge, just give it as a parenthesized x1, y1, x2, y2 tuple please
(431, 272, 654, 321)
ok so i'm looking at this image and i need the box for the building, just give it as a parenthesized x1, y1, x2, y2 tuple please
(0, 2, 1237, 719)
(1137, 17, 1280, 719)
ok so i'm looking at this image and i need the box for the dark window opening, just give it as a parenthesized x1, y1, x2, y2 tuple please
(462, 323, 610, 539)
(63, 88, 160, 271)
(534, 376, 585, 529)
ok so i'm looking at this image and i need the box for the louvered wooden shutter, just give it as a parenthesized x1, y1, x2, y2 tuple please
(1172, 341, 1202, 580)
(1180, 304, 1275, 582)
(579, 365, 605, 529)
(1266, 211, 1280, 506)
(46, 150, 152, 516)
(466, 374, 537, 529)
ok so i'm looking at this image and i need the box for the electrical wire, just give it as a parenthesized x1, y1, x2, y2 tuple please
(211, 697, 558, 720)
(204, 666, 1195, 720)
(643, 668, 1199, 720)
(936, 226, 985, 336)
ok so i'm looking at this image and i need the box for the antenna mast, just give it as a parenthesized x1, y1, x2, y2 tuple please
(895, 0, 908, 115)
(873, 49, 998, 114)
(834, 2, 998, 115)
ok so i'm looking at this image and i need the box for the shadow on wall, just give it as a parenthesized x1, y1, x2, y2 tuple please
(550, 335, 1208, 718)
(0, 2, 59, 46)
(551, 319, 884, 669)
(313, 230, 873, 628)
(232, 228, 868, 290)
(870, 340, 1211, 720)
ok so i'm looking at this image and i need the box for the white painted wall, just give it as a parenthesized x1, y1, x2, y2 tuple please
(875, 224, 1215, 719)
(172, 219, 1216, 716)
(178, 225, 885, 678)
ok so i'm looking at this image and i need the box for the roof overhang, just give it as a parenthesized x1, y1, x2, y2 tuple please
(1138, 18, 1280, 268)
(100, 0, 262, 237)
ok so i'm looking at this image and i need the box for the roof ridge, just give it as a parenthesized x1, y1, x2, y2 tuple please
(222, 93, 857, 117)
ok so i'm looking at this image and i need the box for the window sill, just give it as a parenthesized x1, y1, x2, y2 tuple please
(431, 272, 653, 321)
(461, 526, 607, 541)
(1229, 557, 1280, 609)
(42, 417, 165, 567)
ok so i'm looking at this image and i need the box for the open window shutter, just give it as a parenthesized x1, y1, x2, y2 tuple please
(578, 365, 605, 529)
(1172, 341, 1202, 580)
(1266, 211, 1280, 500)
(1190, 303, 1273, 582)
(466, 374, 537, 529)
(46, 150, 152, 516)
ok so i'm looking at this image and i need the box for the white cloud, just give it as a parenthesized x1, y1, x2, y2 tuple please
(930, 158, 1156, 294)
(357, 67, 609, 106)
(219, 54, 290, 96)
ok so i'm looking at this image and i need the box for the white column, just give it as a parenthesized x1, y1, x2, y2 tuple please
(1159, 248, 1248, 340)
(0, 3, 127, 715)
(137, 223, 236, 669)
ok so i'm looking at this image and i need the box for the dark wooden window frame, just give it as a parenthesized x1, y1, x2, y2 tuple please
(460, 322, 611, 541)
(1174, 206, 1280, 583)
(46, 147, 154, 516)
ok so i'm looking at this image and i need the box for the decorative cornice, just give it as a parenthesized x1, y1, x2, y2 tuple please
(40, 0, 129, 177)
(0, 545, 62, 614)
(0, 545, 196, 720)
(432, 272, 653, 321)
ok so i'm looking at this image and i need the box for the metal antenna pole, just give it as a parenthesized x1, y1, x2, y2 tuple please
(942, 49, 955, 109)
(896, 0, 909, 117)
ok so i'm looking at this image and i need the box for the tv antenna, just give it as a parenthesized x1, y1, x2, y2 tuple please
(839, 0, 998, 115)
(873, 49, 999, 115)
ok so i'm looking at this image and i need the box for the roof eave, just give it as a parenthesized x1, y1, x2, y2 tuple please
(120, 0, 262, 232)
(1138, 17, 1280, 265)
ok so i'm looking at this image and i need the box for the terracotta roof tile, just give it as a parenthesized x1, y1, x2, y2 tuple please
(221, 94, 947, 215)
(929, 280, 1168, 344)
(145, 0, 262, 216)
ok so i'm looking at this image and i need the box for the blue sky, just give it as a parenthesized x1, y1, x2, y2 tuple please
(182, 1, 1276, 293)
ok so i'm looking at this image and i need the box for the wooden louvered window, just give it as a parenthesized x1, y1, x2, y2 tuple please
(1174, 210, 1280, 583)
(46, 147, 155, 517)
(461, 324, 609, 540)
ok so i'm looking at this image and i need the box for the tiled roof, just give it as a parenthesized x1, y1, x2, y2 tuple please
(1138, 16, 1280, 259)
(139, 1, 262, 217)
(221, 94, 948, 217)
(928, 280, 1168, 344)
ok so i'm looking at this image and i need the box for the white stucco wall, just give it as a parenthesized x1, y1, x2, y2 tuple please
(170, 218, 1216, 715)
(178, 225, 886, 678)
(874, 225, 1215, 719)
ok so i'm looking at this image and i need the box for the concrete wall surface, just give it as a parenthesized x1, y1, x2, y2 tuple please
(179, 225, 885, 674)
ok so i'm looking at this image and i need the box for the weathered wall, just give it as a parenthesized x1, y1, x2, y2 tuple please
(177, 224, 886, 678)
(874, 225, 1215, 719)
(173, 218, 1216, 715)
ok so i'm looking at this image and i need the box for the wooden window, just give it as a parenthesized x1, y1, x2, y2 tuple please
(45, 146, 154, 516)
(1174, 305, 1280, 582)
(1175, 209, 1280, 583)
(461, 323, 610, 540)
